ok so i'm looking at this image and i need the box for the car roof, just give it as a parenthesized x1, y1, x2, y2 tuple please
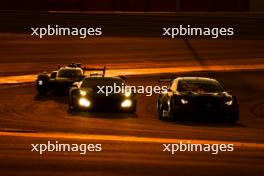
(58, 67, 83, 71)
(84, 77, 124, 81)
(176, 77, 217, 82)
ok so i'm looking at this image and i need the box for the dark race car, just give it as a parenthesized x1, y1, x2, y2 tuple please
(36, 63, 106, 94)
(68, 77, 136, 113)
(157, 77, 239, 123)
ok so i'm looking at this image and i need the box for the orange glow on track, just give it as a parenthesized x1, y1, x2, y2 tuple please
(0, 131, 264, 149)
(0, 64, 264, 84)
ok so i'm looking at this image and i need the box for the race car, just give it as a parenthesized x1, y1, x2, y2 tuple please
(157, 77, 239, 123)
(36, 63, 106, 94)
(68, 77, 136, 113)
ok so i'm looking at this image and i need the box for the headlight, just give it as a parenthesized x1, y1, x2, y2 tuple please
(79, 98, 91, 107)
(225, 100, 233, 106)
(121, 99, 132, 108)
(38, 80, 43, 85)
(79, 90, 87, 96)
(180, 99, 188, 104)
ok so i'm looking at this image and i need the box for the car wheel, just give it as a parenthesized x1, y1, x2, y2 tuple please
(126, 107, 136, 114)
(37, 89, 47, 95)
(158, 102, 165, 119)
(226, 112, 239, 123)
(167, 105, 175, 120)
(227, 117, 238, 123)
(157, 101, 167, 119)
(159, 104, 175, 120)
(131, 107, 137, 113)
(68, 104, 75, 111)
(68, 98, 78, 112)
(131, 103, 137, 113)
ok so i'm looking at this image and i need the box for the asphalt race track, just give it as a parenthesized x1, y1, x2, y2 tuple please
(0, 70, 264, 176)
(0, 13, 263, 176)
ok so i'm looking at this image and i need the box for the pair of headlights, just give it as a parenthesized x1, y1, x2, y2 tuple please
(179, 98, 233, 106)
(80, 90, 132, 97)
(78, 90, 133, 108)
(78, 98, 132, 108)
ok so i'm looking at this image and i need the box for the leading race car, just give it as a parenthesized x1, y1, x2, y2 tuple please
(36, 63, 106, 94)
(68, 77, 136, 113)
(157, 77, 239, 123)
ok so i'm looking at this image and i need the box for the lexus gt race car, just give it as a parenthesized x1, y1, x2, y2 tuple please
(36, 63, 106, 94)
(157, 77, 239, 123)
(68, 77, 136, 113)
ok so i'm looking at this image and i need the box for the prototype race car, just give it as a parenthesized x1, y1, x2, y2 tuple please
(36, 63, 106, 94)
(68, 77, 136, 113)
(157, 77, 239, 123)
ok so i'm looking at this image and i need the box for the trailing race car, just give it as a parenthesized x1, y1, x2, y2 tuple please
(36, 63, 106, 94)
(157, 77, 239, 123)
(68, 77, 136, 113)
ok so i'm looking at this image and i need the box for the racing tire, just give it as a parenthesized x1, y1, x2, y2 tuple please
(159, 105, 175, 120)
(226, 112, 239, 124)
(37, 89, 47, 95)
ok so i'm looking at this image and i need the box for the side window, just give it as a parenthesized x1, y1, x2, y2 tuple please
(50, 71, 57, 79)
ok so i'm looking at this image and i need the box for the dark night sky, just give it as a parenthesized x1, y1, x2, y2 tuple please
(0, 0, 262, 12)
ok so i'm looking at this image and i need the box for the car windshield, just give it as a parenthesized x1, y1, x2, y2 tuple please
(81, 78, 125, 89)
(178, 80, 223, 93)
(57, 69, 82, 78)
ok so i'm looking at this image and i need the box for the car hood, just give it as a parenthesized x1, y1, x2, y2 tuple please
(178, 91, 232, 99)
(81, 88, 125, 98)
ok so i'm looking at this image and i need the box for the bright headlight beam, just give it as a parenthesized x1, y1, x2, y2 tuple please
(38, 80, 43, 85)
(121, 99, 132, 108)
(79, 98, 91, 107)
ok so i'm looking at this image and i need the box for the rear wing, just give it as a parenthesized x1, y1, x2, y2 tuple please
(82, 66, 106, 77)
(57, 63, 106, 77)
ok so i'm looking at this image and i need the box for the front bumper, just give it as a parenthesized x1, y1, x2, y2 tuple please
(73, 96, 136, 112)
(172, 105, 239, 119)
